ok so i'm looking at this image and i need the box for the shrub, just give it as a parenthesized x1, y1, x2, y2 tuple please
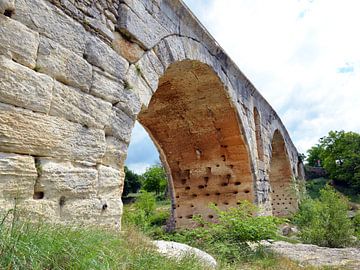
(160, 201, 282, 263)
(294, 185, 354, 247)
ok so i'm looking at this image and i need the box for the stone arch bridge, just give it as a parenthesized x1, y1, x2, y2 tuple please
(0, 0, 304, 228)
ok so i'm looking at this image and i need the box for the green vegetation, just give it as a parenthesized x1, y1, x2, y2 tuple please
(307, 130, 360, 191)
(294, 185, 354, 247)
(141, 165, 167, 196)
(0, 209, 207, 270)
(123, 166, 142, 197)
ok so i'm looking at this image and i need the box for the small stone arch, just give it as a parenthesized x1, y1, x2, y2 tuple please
(269, 130, 297, 216)
(136, 59, 255, 228)
(253, 107, 264, 162)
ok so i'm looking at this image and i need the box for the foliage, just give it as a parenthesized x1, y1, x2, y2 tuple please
(122, 191, 169, 233)
(142, 165, 167, 195)
(306, 130, 360, 190)
(293, 185, 354, 247)
(156, 201, 282, 263)
(0, 210, 207, 270)
(123, 166, 142, 197)
(354, 211, 360, 239)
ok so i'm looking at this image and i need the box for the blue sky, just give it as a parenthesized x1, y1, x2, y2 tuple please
(126, 0, 360, 174)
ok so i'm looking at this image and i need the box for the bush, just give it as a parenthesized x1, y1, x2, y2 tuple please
(294, 185, 354, 247)
(159, 201, 282, 263)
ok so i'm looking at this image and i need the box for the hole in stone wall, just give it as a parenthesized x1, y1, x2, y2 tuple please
(198, 185, 205, 189)
(208, 215, 214, 219)
(190, 204, 194, 207)
(221, 155, 226, 161)
(216, 192, 220, 196)
(233, 191, 238, 194)
(244, 190, 250, 193)
(186, 214, 193, 219)
(4, 10, 13, 17)
(185, 186, 190, 190)
(234, 181, 241, 186)
(221, 182, 228, 187)
(192, 194, 197, 197)
(181, 179, 187, 185)
(206, 193, 210, 196)
(224, 202, 229, 205)
(102, 203, 108, 211)
(33, 191, 44, 200)
(59, 196, 66, 207)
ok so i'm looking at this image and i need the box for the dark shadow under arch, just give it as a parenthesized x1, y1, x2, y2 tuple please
(269, 130, 297, 216)
(138, 60, 254, 228)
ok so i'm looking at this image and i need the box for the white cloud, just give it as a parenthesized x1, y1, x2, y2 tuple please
(185, 0, 360, 153)
(127, 0, 360, 171)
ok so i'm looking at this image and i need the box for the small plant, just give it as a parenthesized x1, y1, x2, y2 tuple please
(123, 80, 133, 90)
(135, 64, 143, 76)
(293, 185, 354, 247)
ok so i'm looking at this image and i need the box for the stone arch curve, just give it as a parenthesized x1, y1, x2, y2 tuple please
(269, 129, 297, 216)
(129, 36, 256, 228)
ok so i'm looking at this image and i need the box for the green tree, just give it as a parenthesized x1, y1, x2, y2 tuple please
(306, 130, 360, 190)
(142, 165, 167, 195)
(294, 185, 354, 247)
(123, 166, 142, 196)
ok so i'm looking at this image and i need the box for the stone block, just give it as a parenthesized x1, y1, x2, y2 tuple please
(103, 136, 128, 170)
(85, 36, 128, 80)
(0, 106, 106, 164)
(50, 81, 112, 129)
(36, 159, 98, 199)
(105, 106, 135, 143)
(117, 3, 170, 49)
(136, 50, 164, 92)
(0, 56, 53, 113)
(126, 64, 153, 108)
(0, 14, 39, 68)
(37, 36, 92, 92)
(13, 0, 86, 55)
(0, 152, 37, 199)
(97, 164, 124, 197)
(112, 31, 145, 63)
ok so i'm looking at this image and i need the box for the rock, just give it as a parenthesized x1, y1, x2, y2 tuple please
(0, 105, 106, 164)
(0, 152, 37, 200)
(85, 36, 129, 80)
(153, 240, 217, 269)
(105, 106, 135, 143)
(0, 14, 39, 68)
(13, 0, 86, 55)
(112, 31, 145, 63)
(117, 2, 170, 49)
(0, 0, 14, 14)
(262, 241, 360, 269)
(49, 81, 112, 129)
(0, 56, 53, 113)
(97, 164, 124, 197)
(37, 36, 92, 92)
(280, 224, 299, 236)
(35, 158, 98, 199)
(102, 136, 128, 170)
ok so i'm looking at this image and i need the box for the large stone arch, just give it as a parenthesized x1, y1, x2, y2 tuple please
(0, 0, 304, 229)
(137, 60, 254, 228)
(269, 130, 297, 216)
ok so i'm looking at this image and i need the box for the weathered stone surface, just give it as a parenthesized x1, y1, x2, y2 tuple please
(13, 0, 86, 55)
(136, 50, 164, 92)
(0, 152, 37, 199)
(36, 159, 98, 199)
(50, 81, 112, 129)
(0, 0, 15, 14)
(90, 69, 125, 104)
(0, 56, 53, 113)
(105, 106, 135, 143)
(126, 64, 153, 107)
(0, 107, 106, 164)
(103, 136, 128, 170)
(85, 36, 129, 80)
(112, 31, 145, 63)
(37, 37, 92, 91)
(262, 241, 360, 269)
(117, 2, 170, 49)
(153, 240, 217, 269)
(97, 164, 124, 197)
(0, 14, 39, 68)
(84, 16, 114, 42)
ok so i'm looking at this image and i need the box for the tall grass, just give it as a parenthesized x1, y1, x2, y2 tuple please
(0, 208, 208, 270)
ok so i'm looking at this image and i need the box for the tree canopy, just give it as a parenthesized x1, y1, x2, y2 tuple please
(123, 166, 142, 196)
(307, 130, 360, 190)
(142, 164, 167, 195)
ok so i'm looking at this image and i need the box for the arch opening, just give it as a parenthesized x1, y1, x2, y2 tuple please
(253, 108, 264, 162)
(138, 60, 254, 228)
(269, 130, 297, 216)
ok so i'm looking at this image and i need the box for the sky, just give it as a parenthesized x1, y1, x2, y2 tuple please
(126, 0, 360, 174)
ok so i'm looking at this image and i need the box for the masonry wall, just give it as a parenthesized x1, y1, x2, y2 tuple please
(0, 0, 303, 228)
